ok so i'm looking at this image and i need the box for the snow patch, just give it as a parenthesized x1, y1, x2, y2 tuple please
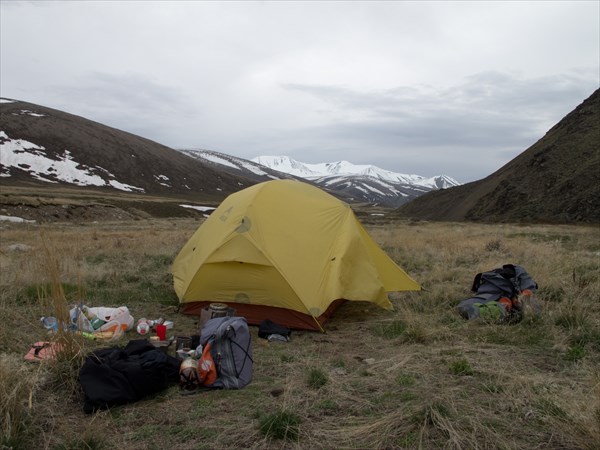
(180, 205, 216, 212)
(238, 161, 269, 176)
(154, 174, 171, 187)
(12, 109, 46, 117)
(0, 215, 35, 223)
(201, 153, 238, 169)
(0, 131, 145, 192)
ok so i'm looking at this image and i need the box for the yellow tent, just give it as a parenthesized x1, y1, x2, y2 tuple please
(172, 179, 420, 331)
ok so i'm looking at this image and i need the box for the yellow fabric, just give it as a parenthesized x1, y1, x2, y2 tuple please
(172, 180, 420, 319)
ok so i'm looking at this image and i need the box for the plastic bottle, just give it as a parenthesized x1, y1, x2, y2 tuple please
(41, 316, 58, 332)
(79, 331, 96, 340)
(136, 318, 150, 335)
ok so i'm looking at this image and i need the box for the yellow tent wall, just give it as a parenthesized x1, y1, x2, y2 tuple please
(172, 179, 420, 330)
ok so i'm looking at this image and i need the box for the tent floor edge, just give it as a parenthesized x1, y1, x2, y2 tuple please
(181, 299, 346, 332)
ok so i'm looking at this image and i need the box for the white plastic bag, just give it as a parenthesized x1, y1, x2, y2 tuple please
(69, 305, 134, 335)
(90, 306, 134, 333)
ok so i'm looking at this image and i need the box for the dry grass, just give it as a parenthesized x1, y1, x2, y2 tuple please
(0, 218, 599, 449)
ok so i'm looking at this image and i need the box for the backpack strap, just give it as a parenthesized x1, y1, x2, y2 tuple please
(228, 336, 254, 377)
(471, 273, 483, 292)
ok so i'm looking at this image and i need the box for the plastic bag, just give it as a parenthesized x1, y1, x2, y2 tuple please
(69, 305, 134, 333)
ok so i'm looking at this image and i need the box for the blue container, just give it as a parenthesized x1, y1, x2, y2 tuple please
(41, 316, 58, 331)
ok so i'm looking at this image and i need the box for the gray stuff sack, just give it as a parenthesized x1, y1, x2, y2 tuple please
(200, 316, 253, 389)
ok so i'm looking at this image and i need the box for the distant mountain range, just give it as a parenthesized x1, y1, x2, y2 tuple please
(0, 97, 456, 209)
(252, 155, 457, 189)
(398, 88, 600, 223)
(179, 151, 460, 207)
(2, 90, 597, 223)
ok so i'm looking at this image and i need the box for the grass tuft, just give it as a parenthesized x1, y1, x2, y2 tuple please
(449, 358, 474, 376)
(0, 355, 38, 448)
(259, 410, 301, 441)
(307, 368, 328, 389)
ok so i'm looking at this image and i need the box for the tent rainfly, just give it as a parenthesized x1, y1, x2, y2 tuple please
(172, 179, 420, 331)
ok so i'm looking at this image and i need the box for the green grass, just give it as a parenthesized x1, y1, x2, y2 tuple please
(396, 373, 416, 386)
(564, 343, 587, 361)
(1, 219, 599, 450)
(52, 436, 108, 450)
(371, 320, 407, 339)
(16, 282, 82, 305)
(258, 410, 301, 441)
(449, 358, 474, 376)
(307, 368, 328, 389)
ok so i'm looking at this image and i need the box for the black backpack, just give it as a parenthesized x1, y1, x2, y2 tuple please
(471, 264, 537, 296)
(79, 339, 180, 413)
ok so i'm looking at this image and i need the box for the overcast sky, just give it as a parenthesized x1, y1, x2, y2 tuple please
(1, 1, 598, 182)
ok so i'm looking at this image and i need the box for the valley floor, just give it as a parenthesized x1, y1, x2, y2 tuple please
(1, 218, 599, 449)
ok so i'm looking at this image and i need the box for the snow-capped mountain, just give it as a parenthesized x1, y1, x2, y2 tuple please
(251, 155, 460, 207)
(252, 155, 459, 189)
(179, 150, 460, 207)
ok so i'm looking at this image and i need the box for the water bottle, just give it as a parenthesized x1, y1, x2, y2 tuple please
(41, 316, 58, 332)
(136, 318, 150, 335)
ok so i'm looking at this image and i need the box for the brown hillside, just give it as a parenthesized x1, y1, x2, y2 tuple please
(398, 89, 600, 223)
(0, 99, 254, 198)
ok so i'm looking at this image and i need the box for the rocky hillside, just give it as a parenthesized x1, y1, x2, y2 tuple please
(0, 98, 253, 199)
(398, 89, 600, 223)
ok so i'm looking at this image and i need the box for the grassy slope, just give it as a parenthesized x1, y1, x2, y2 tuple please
(1, 218, 599, 449)
(399, 89, 600, 223)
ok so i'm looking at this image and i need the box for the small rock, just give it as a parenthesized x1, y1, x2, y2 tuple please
(270, 388, 284, 397)
(7, 243, 32, 252)
(364, 358, 376, 365)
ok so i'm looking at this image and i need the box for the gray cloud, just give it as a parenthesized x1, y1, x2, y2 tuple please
(1, 1, 598, 183)
(272, 72, 598, 180)
(47, 72, 199, 147)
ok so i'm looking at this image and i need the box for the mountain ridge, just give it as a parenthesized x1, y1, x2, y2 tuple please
(0, 98, 253, 199)
(397, 88, 600, 223)
(251, 155, 460, 189)
(179, 150, 459, 207)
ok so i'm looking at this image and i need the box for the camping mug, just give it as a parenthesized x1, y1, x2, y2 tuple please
(156, 324, 167, 341)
